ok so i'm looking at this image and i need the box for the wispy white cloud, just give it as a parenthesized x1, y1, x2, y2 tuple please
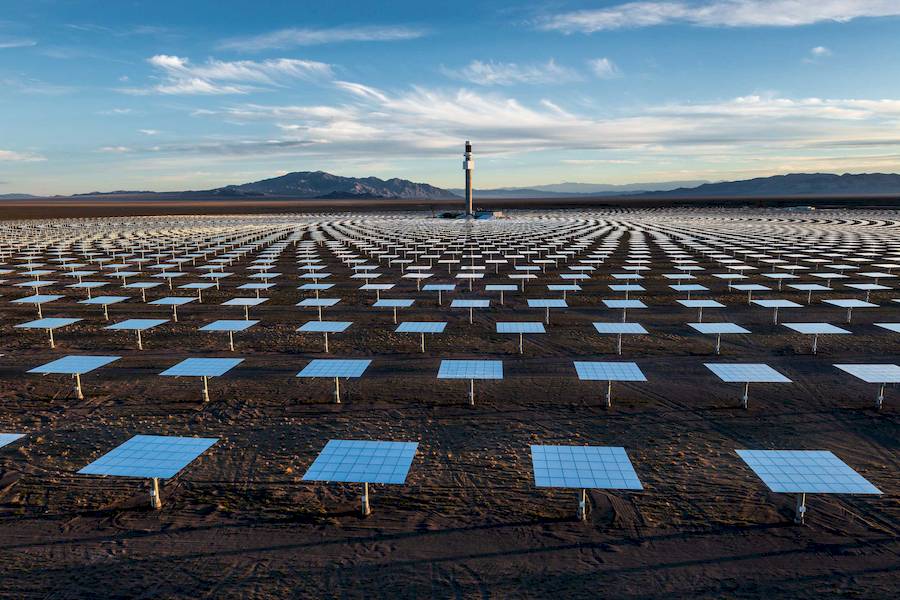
(649, 95, 900, 120)
(333, 80, 390, 102)
(587, 57, 620, 79)
(442, 59, 581, 85)
(139, 78, 250, 96)
(149, 54, 333, 85)
(562, 159, 639, 165)
(218, 25, 426, 51)
(804, 45, 833, 62)
(66, 87, 900, 190)
(64, 23, 111, 33)
(0, 37, 36, 49)
(97, 146, 133, 153)
(36, 45, 133, 64)
(99, 108, 134, 115)
(179, 85, 900, 165)
(1, 77, 74, 95)
(120, 54, 333, 95)
(538, 1, 900, 33)
(0, 149, 46, 162)
(64, 23, 175, 37)
(138, 129, 160, 135)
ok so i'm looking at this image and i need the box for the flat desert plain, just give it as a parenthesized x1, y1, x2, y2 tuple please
(0, 208, 897, 599)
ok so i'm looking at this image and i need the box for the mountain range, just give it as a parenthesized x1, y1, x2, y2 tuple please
(642, 172, 900, 197)
(449, 180, 709, 198)
(3, 171, 900, 201)
(207, 170, 456, 200)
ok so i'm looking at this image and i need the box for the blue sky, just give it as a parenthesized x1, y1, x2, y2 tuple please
(2, 0, 900, 194)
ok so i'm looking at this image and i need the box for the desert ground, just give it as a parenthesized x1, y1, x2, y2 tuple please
(0, 207, 897, 599)
(1, 192, 898, 220)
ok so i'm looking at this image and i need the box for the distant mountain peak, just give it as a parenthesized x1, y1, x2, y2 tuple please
(211, 170, 457, 200)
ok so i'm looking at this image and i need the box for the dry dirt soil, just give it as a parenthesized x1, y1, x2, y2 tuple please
(0, 214, 897, 599)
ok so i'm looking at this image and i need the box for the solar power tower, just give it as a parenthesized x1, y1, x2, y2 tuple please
(303, 440, 418, 516)
(78, 435, 218, 509)
(736, 449, 881, 524)
(574, 361, 647, 408)
(531, 445, 643, 520)
(28, 355, 121, 400)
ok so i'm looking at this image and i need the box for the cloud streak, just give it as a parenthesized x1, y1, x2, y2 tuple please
(2, 77, 74, 95)
(97, 146, 132, 153)
(442, 59, 581, 85)
(177, 85, 900, 166)
(538, 1, 900, 33)
(0, 37, 36, 48)
(218, 25, 426, 51)
(120, 54, 333, 95)
(587, 58, 620, 79)
(0, 149, 46, 162)
(804, 45, 833, 62)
